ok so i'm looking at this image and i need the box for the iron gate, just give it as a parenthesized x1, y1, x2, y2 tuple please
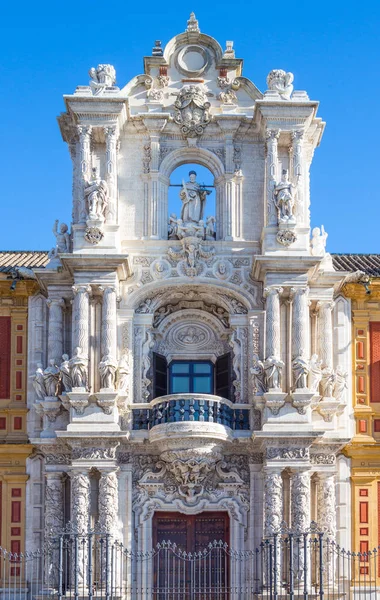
(1, 526, 380, 598)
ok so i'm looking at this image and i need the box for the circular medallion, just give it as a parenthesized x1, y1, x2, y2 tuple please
(177, 45, 209, 77)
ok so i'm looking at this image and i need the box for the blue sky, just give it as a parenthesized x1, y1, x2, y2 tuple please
(1, 0, 379, 253)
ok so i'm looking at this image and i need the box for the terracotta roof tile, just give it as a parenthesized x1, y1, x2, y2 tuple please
(0, 251, 50, 273)
(332, 254, 380, 276)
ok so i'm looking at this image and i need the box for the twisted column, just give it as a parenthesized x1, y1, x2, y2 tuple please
(290, 287, 309, 360)
(99, 469, 119, 588)
(317, 301, 335, 369)
(72, 285, 92, 360)
(47, 297, 65, 364)
(265, 129, 280, 225)
(104, 126, 118, 224)
(264, 287, 283, 360)
(70, 470, 91, 587)
(77, 125, 92, 223)
(100, 286, 117, 359)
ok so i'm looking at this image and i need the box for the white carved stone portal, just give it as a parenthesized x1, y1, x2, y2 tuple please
(30, 15, 350, 577)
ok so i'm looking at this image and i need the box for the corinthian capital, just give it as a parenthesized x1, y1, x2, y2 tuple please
(46, 297, 66, 309)
(265, 128, 280, 141)
(264, 286, 283, 298)
(291, 130, 304, 142)
(77, 125, 92, 138)
(103, 125, 118, 139)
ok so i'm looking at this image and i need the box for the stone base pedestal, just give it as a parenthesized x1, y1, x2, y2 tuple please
(66, 389, 89, 414)
(95, 389, 119, 415)
(290, 390, 315, 415)
(316, 398, 341, 423)
(263, 391, 287, 415)
(66, 390, 120, 432)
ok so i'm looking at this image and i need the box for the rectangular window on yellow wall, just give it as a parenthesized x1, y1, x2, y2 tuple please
(370, 322, 380, 402)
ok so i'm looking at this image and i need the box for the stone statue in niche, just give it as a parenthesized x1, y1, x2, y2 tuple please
(292, 352, 310, 390)
(333, 366, 348, 402)
(263, 356, 284, 390)
(274, 170, 296, 225)
(180, 171, 211, 225)
(309, 354, 322, 393)
(85, 169, 109, 222)
(205, 215, 216, 240)
(168, 213, 179, 239)
(320, 366, 336, 398)
(31, 363, 47, 400)
(43, 360, 60, 396)
(69, 347, 88, 389)
(250, 355, 267, 395)
(310, 225, 328, 256)
(116, 354, 129, 393)
(59, 354, 72, 392)
(89, 64, 116, 95)
(49, 220, 70, 258)
(99, 354, 118, 390)
(266, 69, 294, 100)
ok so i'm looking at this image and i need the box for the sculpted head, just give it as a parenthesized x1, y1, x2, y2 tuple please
(189, 170, 197, 182)
(312, 227, 320, 238)
(60, 223, 68, 234)
(62, 354, 69, 361)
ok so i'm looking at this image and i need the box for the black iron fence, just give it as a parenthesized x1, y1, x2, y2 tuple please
(1, 526, 380, 598)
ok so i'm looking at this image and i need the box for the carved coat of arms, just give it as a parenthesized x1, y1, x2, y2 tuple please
(174, 85, 211, 137)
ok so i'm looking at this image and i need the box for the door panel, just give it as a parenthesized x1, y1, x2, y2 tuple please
(153, 511, 230, 599)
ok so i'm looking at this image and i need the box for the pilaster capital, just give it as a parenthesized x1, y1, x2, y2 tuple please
(316, 300, 335, 312)
(264, 286, 283, 299)
(99, 285, 117, 296)
(46, 297, 66, 309)
(290, 286, 309, 299)
(265, 128, 280, 141)
(98, 466, 120, 476)
(72, 284, 92, 297)
(45, 471, 64, 482)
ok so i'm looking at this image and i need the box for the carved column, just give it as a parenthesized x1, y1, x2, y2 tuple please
(263, 468, 283, 536)
(291, 131, 305, 224)
(291, 469, 311, 584)
(98, 468, 119, 535)
(264, 287, 283, 360)
(100, 286, 117, 360)
(317, 301, 335, 369)
(77, 125, 92, 224)
(104, 125, 118, 224)
(317, 472, 336, 583)
(290, 286, 310, 359)
(72, 285, 92, 360)
(98, 468, 119, 588)
(265, 129, 280, 226)
(70, 470, 91, 587)
(47, 297, 65, 365)
(44, 472, 65, 588)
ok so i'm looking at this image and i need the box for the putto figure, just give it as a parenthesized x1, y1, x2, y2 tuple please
(274, 169, 296, 224)
(89, 64, 116, 95)
(310, 225, 328, 256)
(266, 69, 294, 100)
(49, 220, 70, 258)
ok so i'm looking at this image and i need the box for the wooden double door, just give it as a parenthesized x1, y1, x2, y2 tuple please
(153, 511, 230, 598)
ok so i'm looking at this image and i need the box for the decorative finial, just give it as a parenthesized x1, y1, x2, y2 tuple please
(152, 40, 163, 57)
(223, 41, 235, 58)
(186, 12, 200, 33)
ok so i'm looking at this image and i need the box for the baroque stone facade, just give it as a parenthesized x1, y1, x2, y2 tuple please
(24, 14, 356, 577)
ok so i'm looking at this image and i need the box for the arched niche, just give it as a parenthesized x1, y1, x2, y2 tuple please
(157, 147, 228, 241)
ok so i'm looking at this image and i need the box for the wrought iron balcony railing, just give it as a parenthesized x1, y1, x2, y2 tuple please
(131, 393, 250, 431)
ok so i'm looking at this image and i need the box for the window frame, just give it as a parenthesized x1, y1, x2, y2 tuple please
(169, 360, 214, 395)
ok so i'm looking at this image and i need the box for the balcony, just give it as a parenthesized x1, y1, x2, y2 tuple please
(131, 394, 250, 443)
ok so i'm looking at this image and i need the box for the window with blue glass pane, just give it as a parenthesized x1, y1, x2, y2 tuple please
(169, 361, 214, 394)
